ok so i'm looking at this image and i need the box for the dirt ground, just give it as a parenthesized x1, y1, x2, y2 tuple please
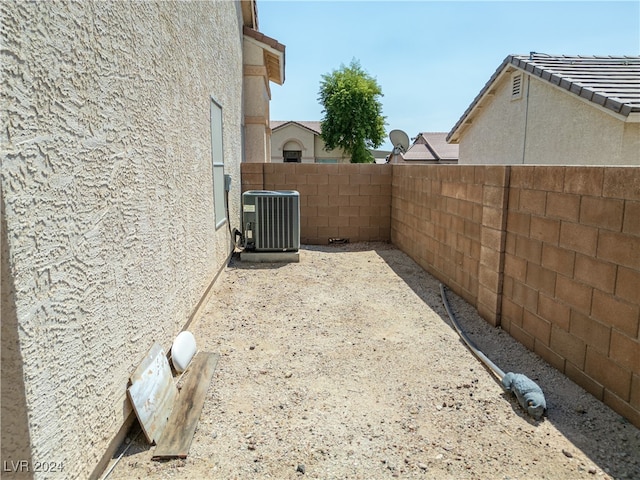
(103, 242, 640, 480)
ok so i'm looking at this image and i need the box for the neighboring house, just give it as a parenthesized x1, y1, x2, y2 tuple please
(391, 132, 459, 164)
(447, 54, 640, 165)
(371, 149, 393, 164)
(270, 121, 391, 163)
(1, 1, 283, 478)
(270, 121, 349, 163)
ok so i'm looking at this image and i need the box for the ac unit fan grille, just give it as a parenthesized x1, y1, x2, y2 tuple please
(256, 195, 298, 251)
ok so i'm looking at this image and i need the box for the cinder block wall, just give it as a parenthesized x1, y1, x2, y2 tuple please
(241, 164, 392, 244)
(391, 165, 486, 308)
(501, 166, 640, 426)
(241, 162, 639, 427)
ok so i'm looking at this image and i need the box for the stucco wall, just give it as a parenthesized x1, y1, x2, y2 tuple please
(1, 1, 243, 478)
(457, 73, 528, 165)
(313, 135, 349, 163)
(271, 124, 316, 163)
(458, 72, 640, 165)
(621, 123, 640, 164)
(523, 78, 636, 165)
(270, 124, 350, 163)
(243, 37, 271, 163)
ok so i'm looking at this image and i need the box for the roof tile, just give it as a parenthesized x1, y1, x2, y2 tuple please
(448, 54, 640, 142)
(403, 132, 459, 162)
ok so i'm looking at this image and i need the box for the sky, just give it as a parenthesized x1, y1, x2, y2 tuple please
(257, 0, 640, 151)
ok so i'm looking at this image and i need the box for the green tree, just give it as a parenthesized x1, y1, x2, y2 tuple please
(318, 59, 386, 163)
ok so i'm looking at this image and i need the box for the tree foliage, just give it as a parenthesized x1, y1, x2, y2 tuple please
(318, 60, 386, 163)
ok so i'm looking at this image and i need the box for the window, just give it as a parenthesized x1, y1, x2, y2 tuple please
(316, 158, 338, 164)
(283, 150, 301, 162)
(511, 73, 523, 100)
(210, 98, 226, 228)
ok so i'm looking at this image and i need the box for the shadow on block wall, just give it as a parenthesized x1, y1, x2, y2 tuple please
(241, 162, 640, 429)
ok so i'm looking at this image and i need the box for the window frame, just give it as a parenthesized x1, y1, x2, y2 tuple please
(210, 97, 227, 229)
(283, 150, 302, 163)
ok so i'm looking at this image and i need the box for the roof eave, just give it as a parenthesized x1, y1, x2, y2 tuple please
(243, 26, 286, 85)
(626, 112, 640, 123)
(272, 121, 321, 135)
(447, 54, 640, 142)
(447, 55, 515, 143)
(241, 0, 258, 29)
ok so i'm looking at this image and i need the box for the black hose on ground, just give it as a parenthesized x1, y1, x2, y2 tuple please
(439, 283, 547, 420)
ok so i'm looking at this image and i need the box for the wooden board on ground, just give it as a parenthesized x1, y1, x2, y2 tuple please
(152, 352, 219, 460)
(127, 342, 178, 444)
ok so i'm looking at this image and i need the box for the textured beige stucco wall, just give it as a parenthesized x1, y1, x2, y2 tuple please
(458, 72, 639, 165)
(523, 77, 637, 165)
(457, 72, 528, 164)
(313, 135, 349, 163)
(1, 1, 243, 478)
(620, 122, 640, 164)
(243, 38, 271, 163)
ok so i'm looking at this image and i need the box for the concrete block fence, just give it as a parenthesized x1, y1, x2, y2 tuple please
(241, 163, 392, 244)
(241, 163, 640, 427)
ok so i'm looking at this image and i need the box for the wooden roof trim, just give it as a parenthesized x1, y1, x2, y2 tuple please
(241, 0, 257, 29)
(243, 26, 286, 85)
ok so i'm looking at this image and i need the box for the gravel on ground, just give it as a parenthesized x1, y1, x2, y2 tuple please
(104, 242, 640, 480)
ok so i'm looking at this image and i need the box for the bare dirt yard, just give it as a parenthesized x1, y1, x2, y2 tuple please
(104, 242, 639, 480)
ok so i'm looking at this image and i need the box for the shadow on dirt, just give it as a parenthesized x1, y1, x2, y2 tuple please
(104, 243, 639, 480)
(226, 250, 293, 271)
(371, 243, 640, 480)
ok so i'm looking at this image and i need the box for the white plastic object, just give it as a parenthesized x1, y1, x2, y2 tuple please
(171, 331, 197, 373)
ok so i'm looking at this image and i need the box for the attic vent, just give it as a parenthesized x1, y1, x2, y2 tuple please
(511, 73, 523, 100)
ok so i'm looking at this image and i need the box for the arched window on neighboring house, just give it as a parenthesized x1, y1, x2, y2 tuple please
(282, 140, 302, 163)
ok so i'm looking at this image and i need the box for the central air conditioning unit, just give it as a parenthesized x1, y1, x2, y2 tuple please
(242, 190, 300, 252)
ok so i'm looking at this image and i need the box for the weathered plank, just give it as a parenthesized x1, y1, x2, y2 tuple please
(152, 352, 219, 460)
(127, 343, 178, 444)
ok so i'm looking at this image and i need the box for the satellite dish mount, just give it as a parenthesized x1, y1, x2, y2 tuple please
(389, 129, 410, 154)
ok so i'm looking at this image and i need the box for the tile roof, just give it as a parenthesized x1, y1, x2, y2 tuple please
(421, 132, 459, 161)
(243, 26, 285, 53)
(403, 132, 459, 162)
(243, 26, 286, 85)
(402, 143, 437, 161)
(448, 54, 640, 142)
(271, 121, 322, 134)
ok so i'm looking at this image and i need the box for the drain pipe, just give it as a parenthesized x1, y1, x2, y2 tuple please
(439, 283, 547, 420)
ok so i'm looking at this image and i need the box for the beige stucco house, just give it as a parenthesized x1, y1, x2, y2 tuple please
(270, 121, 351, 163)
(1, 1, 283, 478)
(447, 54, 640, 165)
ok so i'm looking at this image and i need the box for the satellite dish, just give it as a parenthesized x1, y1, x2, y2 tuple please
(389, 129, 410, 153)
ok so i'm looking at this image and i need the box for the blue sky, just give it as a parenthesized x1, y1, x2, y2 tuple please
(257, 1, 640, 150)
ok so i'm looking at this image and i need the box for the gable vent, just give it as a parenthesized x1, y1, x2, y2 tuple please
(511, 73, 523, 99)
